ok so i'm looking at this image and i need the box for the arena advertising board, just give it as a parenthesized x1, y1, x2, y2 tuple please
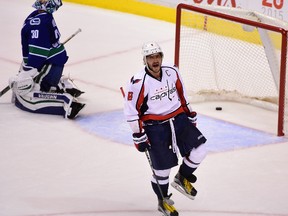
(143, 0, 288, 22)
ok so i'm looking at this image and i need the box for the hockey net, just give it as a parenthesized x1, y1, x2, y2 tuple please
(175, 3, 288, 136)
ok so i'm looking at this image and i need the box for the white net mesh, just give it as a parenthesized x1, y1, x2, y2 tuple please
(175, 4, 288, 135)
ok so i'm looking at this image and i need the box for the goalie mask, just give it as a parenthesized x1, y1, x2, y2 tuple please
(33, 0, 63, 14)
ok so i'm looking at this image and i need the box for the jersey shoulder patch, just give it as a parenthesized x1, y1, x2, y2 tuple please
(130, 69, 146, 84)
(132, 78, 142, 84)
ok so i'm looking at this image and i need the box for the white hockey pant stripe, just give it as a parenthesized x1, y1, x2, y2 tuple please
(151, 168, 171, 185)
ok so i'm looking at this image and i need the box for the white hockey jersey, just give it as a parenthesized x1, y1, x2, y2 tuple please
(124, 64, 191, 132)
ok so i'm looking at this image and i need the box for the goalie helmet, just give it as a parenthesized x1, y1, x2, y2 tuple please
(32, 0, 63, 14)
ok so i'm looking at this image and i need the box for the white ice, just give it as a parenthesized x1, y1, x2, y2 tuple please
(0, 1, 288, 216)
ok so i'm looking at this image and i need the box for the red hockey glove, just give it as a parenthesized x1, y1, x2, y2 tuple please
(188, 111, 197, 127)
(132, 132, 151, 152)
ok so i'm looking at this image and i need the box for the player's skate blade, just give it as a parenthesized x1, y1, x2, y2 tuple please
(158, 199, 179, 216)
(171, 181, 195, 200)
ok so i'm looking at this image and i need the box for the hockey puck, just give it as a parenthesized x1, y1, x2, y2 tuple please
(216, 107, 222, 111)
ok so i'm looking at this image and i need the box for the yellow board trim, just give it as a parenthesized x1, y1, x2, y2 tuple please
(63, 0, 176, 23)
(63, 0, 281, 47)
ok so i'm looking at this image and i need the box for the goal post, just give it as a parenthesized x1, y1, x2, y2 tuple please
(174, 3, 288, 136)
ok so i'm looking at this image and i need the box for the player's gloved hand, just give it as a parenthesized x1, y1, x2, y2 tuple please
(188, 111, 197, 127)
(132, 132, 151, 152)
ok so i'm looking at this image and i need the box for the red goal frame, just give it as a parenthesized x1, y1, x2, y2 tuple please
(174, 3, 288, 136)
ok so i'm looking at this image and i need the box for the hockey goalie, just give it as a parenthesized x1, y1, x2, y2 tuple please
(8, 0, 85, 119)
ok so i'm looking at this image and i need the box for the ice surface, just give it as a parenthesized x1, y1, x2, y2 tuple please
(0, 1, 288, 216)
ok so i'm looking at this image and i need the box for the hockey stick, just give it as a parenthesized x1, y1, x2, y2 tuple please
(120, 86, 167, 200)
(120, 86, 176, 215)
(0, 86, 10, 97)
(145, 150, 176, 216)
(120, 87, 166, 199)
(145, 150, 166, 200)
(0, 28, 82, 98)
(61, 28, 82, 45)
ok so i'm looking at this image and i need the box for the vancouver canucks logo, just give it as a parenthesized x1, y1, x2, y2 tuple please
(30, 18, 41, 26)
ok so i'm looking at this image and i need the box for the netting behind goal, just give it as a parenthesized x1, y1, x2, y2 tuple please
(174, 3, 288, 136)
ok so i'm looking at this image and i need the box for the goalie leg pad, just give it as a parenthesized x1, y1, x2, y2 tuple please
(14, 90, 85, 119)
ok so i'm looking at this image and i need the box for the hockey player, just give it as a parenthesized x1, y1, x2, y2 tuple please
(123, 42, 207, 216)
(9, 0, 85, 119)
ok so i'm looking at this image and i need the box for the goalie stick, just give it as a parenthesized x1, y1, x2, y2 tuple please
(0, 28, 82, 98)
(0, 86, 10, 97)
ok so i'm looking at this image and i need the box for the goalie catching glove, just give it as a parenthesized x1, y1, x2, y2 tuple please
(9, 67, 39, 96)
(133, 132, 151, 152)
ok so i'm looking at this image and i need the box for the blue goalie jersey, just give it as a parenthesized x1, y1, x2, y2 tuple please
(21, 10, 68, 70)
